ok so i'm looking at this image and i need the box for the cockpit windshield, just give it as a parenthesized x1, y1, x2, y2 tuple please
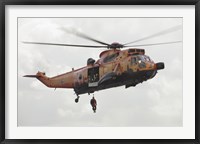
(138, 55, 152, 62)
(131, 55, 152, 66)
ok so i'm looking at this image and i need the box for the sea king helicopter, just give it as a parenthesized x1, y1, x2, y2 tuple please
(23, 25, 181, 104)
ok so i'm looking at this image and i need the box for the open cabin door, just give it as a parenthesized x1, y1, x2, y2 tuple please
(88, 66, 99, 87)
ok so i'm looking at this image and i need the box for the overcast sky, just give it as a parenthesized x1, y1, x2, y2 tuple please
(18, 18, 182, 127)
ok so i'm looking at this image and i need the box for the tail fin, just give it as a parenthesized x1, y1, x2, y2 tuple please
(24, 71, 52, 87)
(24, 71, 46, 78)
(24, 71, 74, 88)
(23, 75, 39, 78)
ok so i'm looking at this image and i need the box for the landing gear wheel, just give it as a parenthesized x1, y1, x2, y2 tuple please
(75, 98, 79, 103)
(75, 96, 79, 103)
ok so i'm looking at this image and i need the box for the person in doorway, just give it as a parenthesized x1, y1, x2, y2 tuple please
(90, 96, 97, 113)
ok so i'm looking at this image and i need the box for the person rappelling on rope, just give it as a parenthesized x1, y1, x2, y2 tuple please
(90, 96, 97, 113)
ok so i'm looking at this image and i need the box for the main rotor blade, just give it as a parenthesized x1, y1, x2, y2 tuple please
(123, 41, 182, 48)
(22, 41, 107, 48)
(60, 27, 110, 46)
(123, 25, 182, 45)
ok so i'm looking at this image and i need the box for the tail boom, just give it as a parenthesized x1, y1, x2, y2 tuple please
(24, 71, 74, 88)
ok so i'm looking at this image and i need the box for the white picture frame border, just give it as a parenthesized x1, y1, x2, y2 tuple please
(5, 5, 195, 139)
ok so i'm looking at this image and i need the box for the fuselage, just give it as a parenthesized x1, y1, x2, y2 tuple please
(29, 48, 164, 95)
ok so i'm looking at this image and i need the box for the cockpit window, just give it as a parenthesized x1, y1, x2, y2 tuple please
(143, 56, 150, 62)
(131, 55, 148, 68)
(131, 55, 152, 66)
(146, 56, 152, 62)
(137, 55, 146, 68)
(103, 53, 119, 63)
(138, 55, 145, 61)
(138, 55, 151, 62)
(131, 56, 137, 65)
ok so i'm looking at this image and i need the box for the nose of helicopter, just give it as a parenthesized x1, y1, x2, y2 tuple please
(156, 62, 165, 70)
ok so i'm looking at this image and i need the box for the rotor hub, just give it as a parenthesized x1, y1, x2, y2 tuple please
(108, 42, 123, 49)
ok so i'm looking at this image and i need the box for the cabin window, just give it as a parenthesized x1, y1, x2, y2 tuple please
(103, 53, 119, 63)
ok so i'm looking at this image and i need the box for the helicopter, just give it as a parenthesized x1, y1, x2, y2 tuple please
(23, 25, 181, 104)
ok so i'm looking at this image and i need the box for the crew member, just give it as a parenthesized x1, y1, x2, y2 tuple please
(90, 97, 97, 113)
